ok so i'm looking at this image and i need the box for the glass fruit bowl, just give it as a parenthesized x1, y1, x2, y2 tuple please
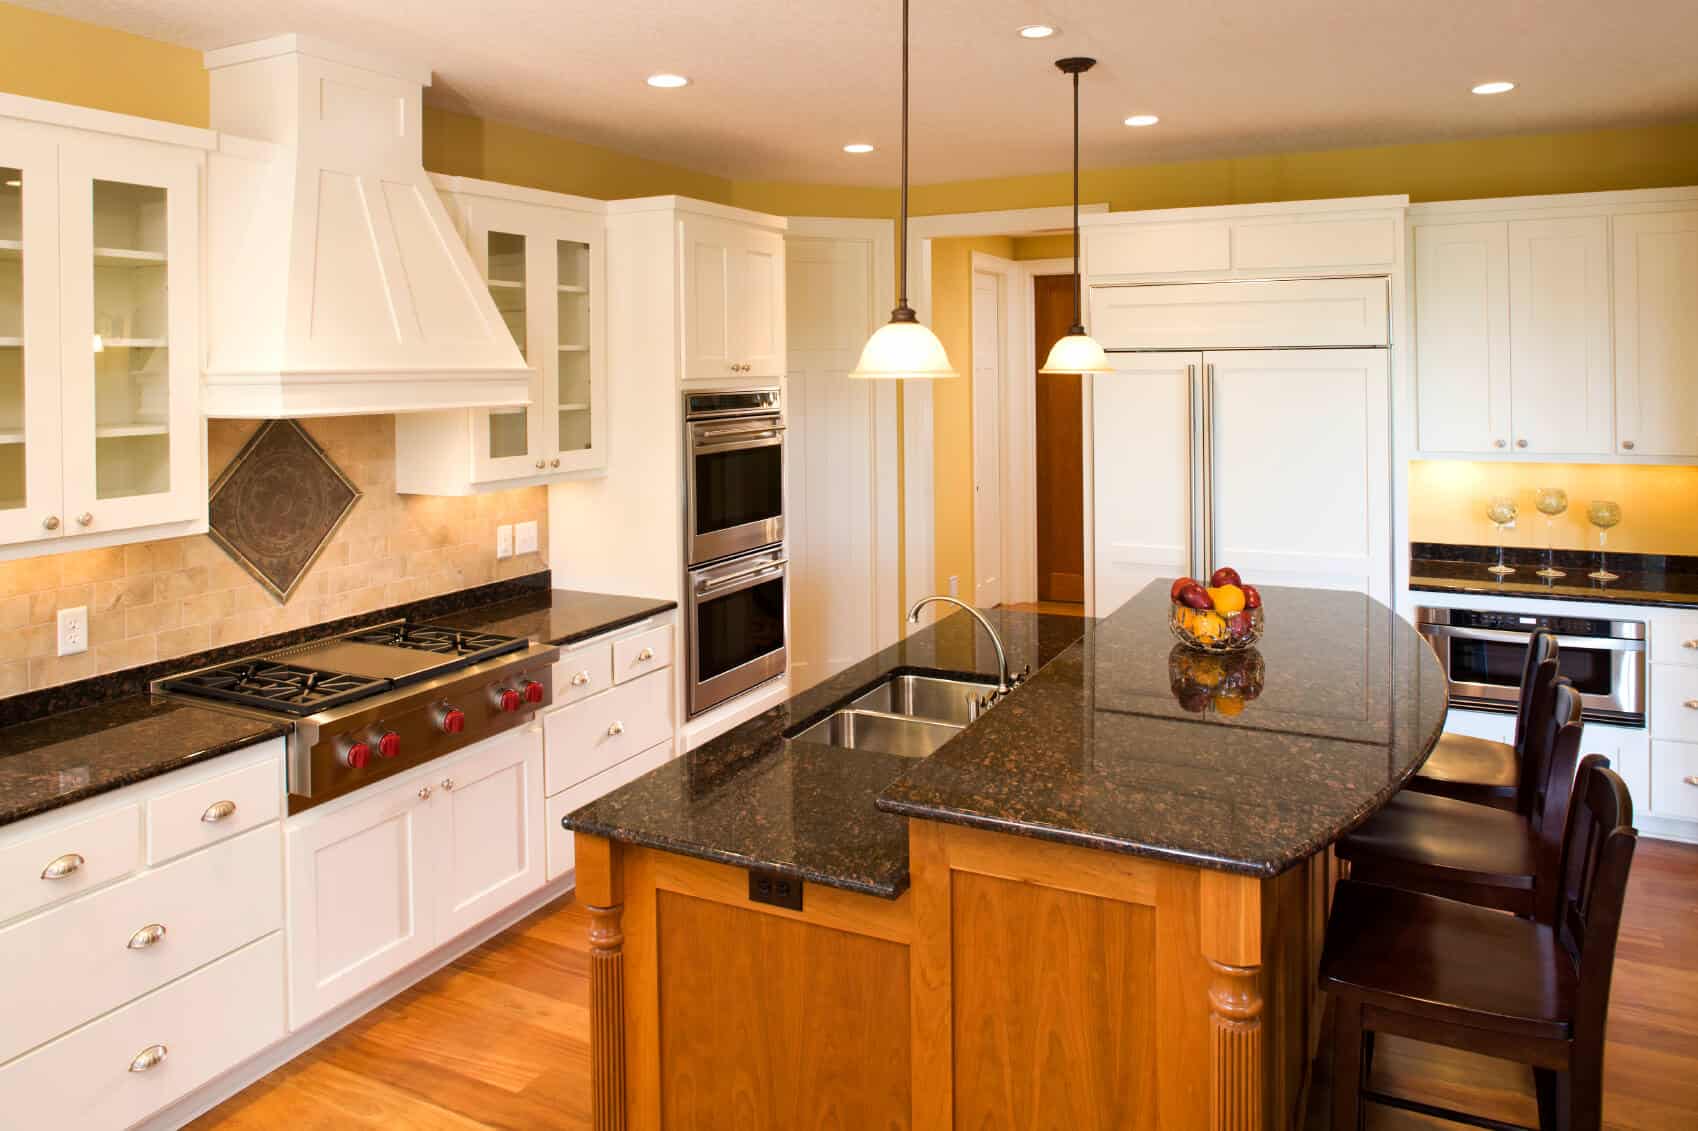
(1168, 645, 1266, 715)
(1169, 603, 1264, 654)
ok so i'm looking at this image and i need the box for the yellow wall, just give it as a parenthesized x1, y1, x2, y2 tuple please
(0, 3, 206, 126)
(1012, 234, 1075, 261)
(1407, 462, 1698, 557)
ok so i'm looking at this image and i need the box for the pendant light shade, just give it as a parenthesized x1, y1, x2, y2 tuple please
(849, 0, 958, 380)
(1038, 56, 1110, 375)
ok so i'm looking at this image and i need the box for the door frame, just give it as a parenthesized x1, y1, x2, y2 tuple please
(783, 216, 902, 651)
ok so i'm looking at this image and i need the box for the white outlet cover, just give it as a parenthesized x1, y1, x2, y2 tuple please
(496, 524, 514, 560)
(515, 520, 539, 555)
(57, 605, 88, 657)
(947, 575, 960, 596)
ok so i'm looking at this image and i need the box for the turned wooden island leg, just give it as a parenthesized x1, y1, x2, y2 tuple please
(576, 834, 628, 1131)
(1201, 870, 1266, 1131)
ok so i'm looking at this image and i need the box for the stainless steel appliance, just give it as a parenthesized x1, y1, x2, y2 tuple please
(155, 621, 559, 812)
(1415, 606, 1646, 726)
(685, 388, 784, 566)
(687, 545, 788, 717)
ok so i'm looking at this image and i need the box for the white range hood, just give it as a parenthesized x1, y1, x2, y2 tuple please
(202, 35, 530, 417)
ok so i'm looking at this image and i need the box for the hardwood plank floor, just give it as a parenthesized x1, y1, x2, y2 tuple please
(194, 839, 1698, 1130)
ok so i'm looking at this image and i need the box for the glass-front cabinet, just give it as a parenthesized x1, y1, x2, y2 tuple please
(0, 119, 201, 552)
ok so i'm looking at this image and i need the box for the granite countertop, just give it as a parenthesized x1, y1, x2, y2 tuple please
(877, 583, 1450, 878)
(434, 589, 678, 646)
(1410, 543, 1698, 609)
(564, 608, 1089, 898)
(0, 699, 287, 826)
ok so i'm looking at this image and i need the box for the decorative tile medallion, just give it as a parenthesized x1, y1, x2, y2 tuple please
(208, 420, 361, 602)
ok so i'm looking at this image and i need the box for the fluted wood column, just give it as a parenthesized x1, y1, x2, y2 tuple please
(588, 901, 627, 1131)
(1200, 870, 1266, 1131)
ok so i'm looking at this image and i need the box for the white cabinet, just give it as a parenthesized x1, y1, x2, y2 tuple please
(397, 177, 608, 493)
(285, 731, 545, 1026)
(1414, 215, 1611, 455)
(1613, 210, 1698, 459)
(681, 212, 786, 380)
(0, 114, 204, 553)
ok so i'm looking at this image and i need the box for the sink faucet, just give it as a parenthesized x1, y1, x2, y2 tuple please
(907, 595, 1022, 697)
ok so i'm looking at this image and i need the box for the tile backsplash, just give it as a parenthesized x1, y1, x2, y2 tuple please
(0, 416, 546, 695)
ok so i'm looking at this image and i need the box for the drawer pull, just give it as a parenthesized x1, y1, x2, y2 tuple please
(201, 799, 238, 823)
(127, 923, 168, 950)
(418, 786, 433, 800)
(441, 778, 455, 791)
(637, 647, 655, 662)
(1685, 776, 1698, 787)
(41, 852, 84, 880)
(571, 670, 591, 687)
(128, 1044, 168, 1073)
(607, 721, 625, 737)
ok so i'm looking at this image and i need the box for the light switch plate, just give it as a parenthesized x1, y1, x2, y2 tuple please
(496, 524, 514, 560)
(515, 520, 539, 555)
(57, 606, 88, 657)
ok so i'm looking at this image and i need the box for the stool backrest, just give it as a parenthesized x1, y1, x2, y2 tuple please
(1511, 630, 1559, 759)
(1556, 756, 1636, 1065)
(1514, 657, 1563, 814)
(1528, 679, 1584, 922)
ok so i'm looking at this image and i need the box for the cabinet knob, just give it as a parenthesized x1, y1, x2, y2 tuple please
(637, 647, 654, 662)
(418, 786, 433, 800)
(1515, 438, 1528, 449)
(127, 923, 168, 950)
(129, 1045, 168, 1073)
(41, 515, 59, 531)
(1493, 439, 1507, 449)
(41, 852, 83, 880)
(1684, 640, 1698, 650)
(1685, 776, 1698, 788)
(550, 458, 561, 468)
(441, 778, 455, 791)
(571, 670, 591, 686)
(1622, 440, 1636, 451)
(76, 512, 92, 527)
(535, 459, 547, 469)
(1685, 699, 1698, 710)
(200, 799, 237, 823)
(607, 721, 625, 737)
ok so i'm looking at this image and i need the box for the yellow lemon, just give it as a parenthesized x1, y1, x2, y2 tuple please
(1207, 584, 1246, 614)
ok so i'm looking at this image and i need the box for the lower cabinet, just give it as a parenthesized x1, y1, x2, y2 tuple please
(546, 739, 674, 881)
(285, 727, 545, 1028)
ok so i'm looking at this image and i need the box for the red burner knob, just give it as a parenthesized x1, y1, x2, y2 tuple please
(377, 731, 402, 759)
(439, 707, 466, 734)
(342, 741, 372, 770)
(496, 687, 522, 713)
(522, 680, 545, 704)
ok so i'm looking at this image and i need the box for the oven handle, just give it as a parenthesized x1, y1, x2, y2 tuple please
(693, 433, 785, 454)
(1420, 625, 1646, 653)
(696, 559, 789, 596)
(696, 421, 785, 440)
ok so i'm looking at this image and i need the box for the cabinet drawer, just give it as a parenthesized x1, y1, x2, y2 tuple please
(1652, 617, 1698, 666)
(0, 932, 285, 1131)
(1652, 664, 1698, 742)
(613, 623, 674, 684)
(544, 669, 673, 793)
(0, 824, 282, 1065)
(552, 640, 613, 707)
(1650, 741, 1698, 822)
(548, 739, 675, 881)
(0, 802, 142, 925)
(146, 753, 281, 866)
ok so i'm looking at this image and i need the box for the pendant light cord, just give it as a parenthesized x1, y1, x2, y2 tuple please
(892, 0, 915, 320)
(1070, 66, 1083, 334)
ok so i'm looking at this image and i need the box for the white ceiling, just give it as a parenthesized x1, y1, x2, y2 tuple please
(27, 0, 1698, 184)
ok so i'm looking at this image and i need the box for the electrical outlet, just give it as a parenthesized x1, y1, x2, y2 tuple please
(514, 520, 539, 555)
(748, 868, 804, 910)
(496, 524, 514, 560)
(57, 606, 88, 657)
(947, 575, 960, 597)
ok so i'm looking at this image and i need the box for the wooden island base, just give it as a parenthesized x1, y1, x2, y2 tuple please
(575, 821, 1331, 1131)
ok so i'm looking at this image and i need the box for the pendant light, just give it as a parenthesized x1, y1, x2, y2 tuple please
(849, 0, 957, 380)
(1039, 57, 1111, 375)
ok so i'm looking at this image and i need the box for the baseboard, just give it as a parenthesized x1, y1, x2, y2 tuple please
(1640, 814, 1698, 846)
(140, 873, 578, 1130)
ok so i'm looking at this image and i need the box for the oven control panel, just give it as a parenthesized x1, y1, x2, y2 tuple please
(1422, 607, 1643, 640)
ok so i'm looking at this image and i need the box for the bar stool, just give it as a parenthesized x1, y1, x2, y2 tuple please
(1407, 629, 1558, 812)
(1321, 756, 1637, 1131)
(1335, 676, 1583, 919)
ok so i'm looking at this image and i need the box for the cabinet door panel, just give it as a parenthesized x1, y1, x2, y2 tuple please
(433, 727, 545, 942)
(1414, 222, 1510, 454)
(1508, 216, 1612, 455)
(0, 122, 62, 546)
(549, 209, 607, 472)
(463, 196, 549, 482)
(682, 217, 734, 381)
(735, 227, 786, 377)
(1614, 210, 1698, 458)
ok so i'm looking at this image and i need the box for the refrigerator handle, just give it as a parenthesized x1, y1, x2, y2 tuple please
(1201, 362, 1216, 580)
(1185, 364, 1199, 579)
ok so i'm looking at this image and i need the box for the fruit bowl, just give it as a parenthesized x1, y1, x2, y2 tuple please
(1168, 645, 1265, 715)
(1169, 603, 1263, 653)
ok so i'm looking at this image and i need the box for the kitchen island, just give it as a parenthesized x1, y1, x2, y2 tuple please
(566, 582, 1447, 1131)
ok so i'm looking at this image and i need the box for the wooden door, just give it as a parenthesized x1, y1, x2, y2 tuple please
(1036, 273, 1085, 603)
(1614, 209, 1698, 458)
(432, 727, 545, 943)
(1414, 222, 1511, 454)
(1508, 216, 1612, 455)
(0, 121, 62, 547)
(680, 215, 735, 382)
(284, 774, 437, 1027)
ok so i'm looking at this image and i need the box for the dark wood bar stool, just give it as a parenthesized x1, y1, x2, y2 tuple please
(1407, 630, 1558, 812)
(1335, 677, 1583, 919)
(1321, 756, 1637, 1131)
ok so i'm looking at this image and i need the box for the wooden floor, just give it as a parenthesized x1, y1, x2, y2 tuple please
(193, 841, 1698, 1130)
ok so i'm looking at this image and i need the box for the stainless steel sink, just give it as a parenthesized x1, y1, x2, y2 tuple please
(849, 673, 999, 725)
(791, 709, 963, 757)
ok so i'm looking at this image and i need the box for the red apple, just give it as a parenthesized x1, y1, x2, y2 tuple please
(1170, 577, 1201, 603)
(1209, 566, 1242, 588)
(1240, 584, 1262, 610)
(1176, 583, 1213, 610)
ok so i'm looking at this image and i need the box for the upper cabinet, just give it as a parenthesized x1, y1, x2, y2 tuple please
(1411, 189, 1698, 462)
(1613, 210, 1698, 459)
(396, 178, 608, 495)
(681, 212, 786, 381)
(0, 104, 208, 557)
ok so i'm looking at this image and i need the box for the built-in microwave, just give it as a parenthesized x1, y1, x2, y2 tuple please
(685, 388, 784, 566)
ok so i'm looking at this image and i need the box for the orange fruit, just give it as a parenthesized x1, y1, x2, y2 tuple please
(1214, 696, 1246, 717)
(1192, 612, 1227, 642)
(1207, 584, 1246, 614)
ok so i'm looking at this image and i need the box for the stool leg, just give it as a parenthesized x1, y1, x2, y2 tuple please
(1534, 1067, 1558, 1131)
(1331, 998, 1366, 1131)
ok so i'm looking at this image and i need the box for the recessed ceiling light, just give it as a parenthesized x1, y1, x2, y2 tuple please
(1017, 24, 1057, 39)
(1124, 114, 1160, 127)
(1471, 80, 1516, 95)
(646, 73, 690, 89)
(843, 143, 875, 154)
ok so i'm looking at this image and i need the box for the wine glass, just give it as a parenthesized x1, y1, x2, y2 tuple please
(1534, 488, 1568, 579)
(1587, 500, 1622, 582)
(1485, 496, 1518, 576)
